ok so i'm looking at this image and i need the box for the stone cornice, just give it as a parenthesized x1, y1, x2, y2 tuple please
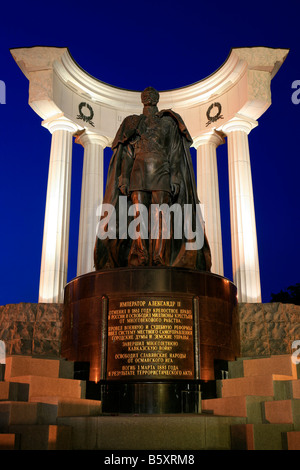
(11, 46, 289, 138)
(55, 47, 244, 110)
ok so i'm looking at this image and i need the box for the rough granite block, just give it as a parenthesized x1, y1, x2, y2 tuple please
(0, 303, 63, 358)
(239, 303, 300, 357)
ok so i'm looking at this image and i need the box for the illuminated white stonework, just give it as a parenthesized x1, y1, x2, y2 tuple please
(76, 132, 110, 276)
(222, 116, 261, 302)
(11, 46, 288, 303)
(194, 132, 224, 276)
(39, 116, 78, 303)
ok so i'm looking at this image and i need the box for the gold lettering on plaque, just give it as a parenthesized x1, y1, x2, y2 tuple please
(106, 298, 194, 379)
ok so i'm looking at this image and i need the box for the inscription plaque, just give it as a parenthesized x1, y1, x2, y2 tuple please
(106, 296, 195, 380)
(62, 267, 239, 412)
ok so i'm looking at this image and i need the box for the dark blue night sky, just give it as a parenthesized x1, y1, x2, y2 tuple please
(0, 0, 299, 305)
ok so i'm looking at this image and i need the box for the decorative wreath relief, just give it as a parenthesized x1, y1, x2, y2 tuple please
(77, 102, 95, 127)
(206, 102, 224, 127)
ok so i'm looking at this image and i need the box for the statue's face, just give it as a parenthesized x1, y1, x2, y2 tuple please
(141, 88, 159, 106)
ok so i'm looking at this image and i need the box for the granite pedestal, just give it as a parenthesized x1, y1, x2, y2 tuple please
(61, 267, 240, 413)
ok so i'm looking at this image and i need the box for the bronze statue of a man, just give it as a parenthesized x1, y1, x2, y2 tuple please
(94, 87, 211, 271)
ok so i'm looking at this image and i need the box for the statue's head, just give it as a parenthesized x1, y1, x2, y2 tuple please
(141, 87, 160, 106)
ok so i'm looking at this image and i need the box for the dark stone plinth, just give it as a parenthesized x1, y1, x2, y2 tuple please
(100, 380, 202, 414)
(61, 267, 240, 412)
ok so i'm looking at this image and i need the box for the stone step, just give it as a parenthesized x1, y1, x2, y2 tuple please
(29, 396, 102, 418)
(0, 397, 102, 430)
(2, 412, 296, 450)
(4, 355, 74, 380)
(7, 424, 71, 450)
(229, 355, 300, 379)
(286, 431, 300, 450)
(292, 380, 300, 398)
(7, 375, 85, 400)
(217, 375, 298, 399)
(0, 433, 19, 450)
(57, 414, 246, 450)
(0, 364, 5, 381)
(0, 381, 29, 401)
(263, 399, 300, 427)
(231, 423, 294, 450)
(0, 401, 50, 430)
(202, 395, 273, 423)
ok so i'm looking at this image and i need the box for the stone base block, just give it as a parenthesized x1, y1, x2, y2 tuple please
(0, 401, 59, 430)
(218, 375, 274, 398)
(0, 433, 19, 450)
(1, 400, 91, 429)
(8, 424, 71, 450)
(264, 399, 300, 427)
(292, 380, 300, 398)
(229, 355, 300, 379)
(4, 355, 74, 380)
(286, 431, 300, 450)
(56, 414, 246, 450)
(62, 268, 240, 385)
(0, 382, 29, 401)
(230, 424, 254, 449)
(7, 375, 85, 400)
(202, 395, 273, 423)
(231, 423, 294, 450)
(0, 365, 4, 381)
(29, 396, 102, 418)
(218, 374, 298, 400)
(0, 397, 101, 431)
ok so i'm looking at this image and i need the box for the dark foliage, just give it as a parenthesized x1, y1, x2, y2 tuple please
(270, 283, 300, 305)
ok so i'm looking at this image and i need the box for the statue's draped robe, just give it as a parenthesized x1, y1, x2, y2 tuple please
(94, 109, 211, 271)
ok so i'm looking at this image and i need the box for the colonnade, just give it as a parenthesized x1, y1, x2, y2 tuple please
(38, 116, 109, 303)
(195, 114, 261, 302)
(38, 113, 261, 304)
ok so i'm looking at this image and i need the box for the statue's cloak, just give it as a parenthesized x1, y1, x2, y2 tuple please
(94, 109, 211, 271)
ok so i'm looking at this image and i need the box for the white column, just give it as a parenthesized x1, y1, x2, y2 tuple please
(76, 132, 109, 276)
(194, 132, 224, 276)
(222, 115, 261, 302)
(39, 116, 78, 303)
